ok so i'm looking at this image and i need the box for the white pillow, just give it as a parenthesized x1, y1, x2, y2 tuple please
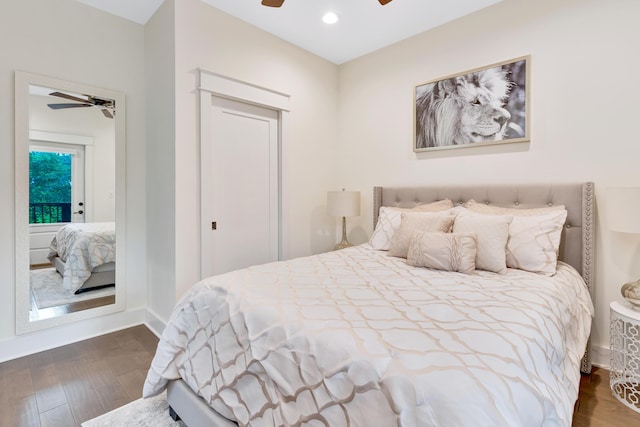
(406, 232, 477, 274)
(453, 209, 512, 274)
(369, 199, 454, 250)
(464, 200, 568, 275)
(506, 210, 567, 275)
(388, 212, 455, 258)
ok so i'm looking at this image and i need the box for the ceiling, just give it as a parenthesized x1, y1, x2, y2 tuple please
(77, 0, 503, 64)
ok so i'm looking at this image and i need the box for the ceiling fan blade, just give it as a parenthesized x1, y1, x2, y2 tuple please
(101, 108, 114, 119)
(49, 91, 90, 104)
(47, 103, 92, 110)
(261, 0, 284, 7)
(379, 0, 393, 4)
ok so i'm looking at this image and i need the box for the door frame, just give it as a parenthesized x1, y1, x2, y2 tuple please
(198, 69, 290, 279)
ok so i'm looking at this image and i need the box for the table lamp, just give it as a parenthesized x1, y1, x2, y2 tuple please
(608, 187, 640, 309)
(327, 189, 361, 250)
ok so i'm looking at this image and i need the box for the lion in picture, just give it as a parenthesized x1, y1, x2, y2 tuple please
(415, 59, 527, 150)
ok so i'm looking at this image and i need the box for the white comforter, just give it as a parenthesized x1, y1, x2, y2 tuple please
(47, 222, 116, 291)
(144, 244, 593, 427)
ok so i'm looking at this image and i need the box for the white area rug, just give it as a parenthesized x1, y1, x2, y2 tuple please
(31, 267, 115, 309)
(82, 392, 183, 427)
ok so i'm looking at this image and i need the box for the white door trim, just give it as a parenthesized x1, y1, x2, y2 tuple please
(198, 69, 290, 279)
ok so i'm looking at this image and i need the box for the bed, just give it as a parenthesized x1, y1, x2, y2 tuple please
(143, 183, 595, 427)
(46, 221, 116, 294)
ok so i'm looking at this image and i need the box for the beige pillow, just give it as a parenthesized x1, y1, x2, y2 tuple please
(369, 199, 454, 250)
(406, 232, 477, 274)
(388, 212, 455, 258)
(453, 209, 512, 274)
(463, 201, 568, 275)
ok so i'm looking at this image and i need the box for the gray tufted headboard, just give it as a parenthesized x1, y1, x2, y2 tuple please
(373, 182, 595, 372)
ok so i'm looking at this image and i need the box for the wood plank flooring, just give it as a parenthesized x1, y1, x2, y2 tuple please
(0, 325, 158, 427)
(1, 325, 640, 426)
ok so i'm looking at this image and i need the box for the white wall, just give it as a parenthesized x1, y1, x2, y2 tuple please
(143, 0, 341, 321)
(145, 0, 178, 325)
(0, 0, 147, 357)
(337, 0, 640, 362)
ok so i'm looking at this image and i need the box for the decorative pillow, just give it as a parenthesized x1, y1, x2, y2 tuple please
(505, 210, 568, 275)
(369, 199, 454, 250)
(465, 199, 566, 216)
(453, 209, 512, 274)
(388, 212, 455, 258)
(463, 201, 568, 275)
(406, 232, 477, 274)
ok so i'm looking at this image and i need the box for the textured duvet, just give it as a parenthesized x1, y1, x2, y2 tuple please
(144, 244, 593, 427)
(47, 222, 116, 291)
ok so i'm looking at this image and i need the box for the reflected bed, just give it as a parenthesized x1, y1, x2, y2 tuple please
(47, 222, 116, 294)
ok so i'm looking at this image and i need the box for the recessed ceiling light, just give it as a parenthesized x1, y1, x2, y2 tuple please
(322, 12, 339, 25)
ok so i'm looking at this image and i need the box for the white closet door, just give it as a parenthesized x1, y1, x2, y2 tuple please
(208, 96, 279, 275)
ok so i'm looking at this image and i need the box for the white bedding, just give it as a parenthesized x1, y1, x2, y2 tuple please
(47, 222, 116, 291)
(143, 244, 593, 427)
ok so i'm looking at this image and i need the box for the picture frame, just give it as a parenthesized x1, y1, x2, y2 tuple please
(414, 55, 530, 152)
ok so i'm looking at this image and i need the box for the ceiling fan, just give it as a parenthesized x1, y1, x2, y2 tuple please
(47, 91, 116, 119)
(262, 0, 392, 7)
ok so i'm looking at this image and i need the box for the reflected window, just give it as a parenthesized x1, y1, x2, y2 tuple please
(29, 143, 85, 225)
(29, 151, 71, 223)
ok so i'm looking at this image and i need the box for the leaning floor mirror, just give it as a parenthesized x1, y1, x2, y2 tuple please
(14, 71, 126, 334)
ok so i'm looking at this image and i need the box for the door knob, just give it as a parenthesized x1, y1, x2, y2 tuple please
(74, 210, 84, 214)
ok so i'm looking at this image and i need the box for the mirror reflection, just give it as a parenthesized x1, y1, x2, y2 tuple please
(15, 71, 125, 334)
(28, 85, 116, 321)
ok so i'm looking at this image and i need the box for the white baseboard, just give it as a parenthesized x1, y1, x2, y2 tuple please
(591, 344, 610, 370)
(144, 307, 167, 338)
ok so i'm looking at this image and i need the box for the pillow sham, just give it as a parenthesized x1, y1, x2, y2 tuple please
(452, 209, 512, 274)
(406, 232, 477, 274)
(463, 200, 568, 275)
(505, 210, 568, 275)
(369, 199, 454, 250)
(388, 212, 455, 258)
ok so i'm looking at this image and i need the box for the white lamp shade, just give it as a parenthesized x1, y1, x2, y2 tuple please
(327, 190, 361, 217)
(607, 187, 640, 234)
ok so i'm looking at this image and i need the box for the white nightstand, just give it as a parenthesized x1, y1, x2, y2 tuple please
(610, 301, 640, 413)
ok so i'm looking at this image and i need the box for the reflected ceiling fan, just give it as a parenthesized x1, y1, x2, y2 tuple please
(262, 0, 392, 6)
(47, 91, 116, 119)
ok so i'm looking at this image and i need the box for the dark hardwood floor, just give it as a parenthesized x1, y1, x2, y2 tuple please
(0, 325, 158, 427)
(1, 325, 640, 426)
(573, 367, 640, 426)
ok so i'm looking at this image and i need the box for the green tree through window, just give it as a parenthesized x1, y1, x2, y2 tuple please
(29, 151, 72, 224)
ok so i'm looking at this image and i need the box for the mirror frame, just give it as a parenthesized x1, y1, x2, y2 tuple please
(14, 71, 126, 334)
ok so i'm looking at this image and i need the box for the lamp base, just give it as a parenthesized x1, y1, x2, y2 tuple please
(333, 216, 353, 251)
(622, 278, 640, 310)
(334, 239, 353, 251)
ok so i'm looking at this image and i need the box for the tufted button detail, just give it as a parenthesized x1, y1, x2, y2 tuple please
(548, 202, 553, 207)
(485, 201, 490, 205)
(514, 201, 520, 206)
(565, 224, 571, 229)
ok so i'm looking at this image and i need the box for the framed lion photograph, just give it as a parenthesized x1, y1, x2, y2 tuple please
(414, 55, 530, 152)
